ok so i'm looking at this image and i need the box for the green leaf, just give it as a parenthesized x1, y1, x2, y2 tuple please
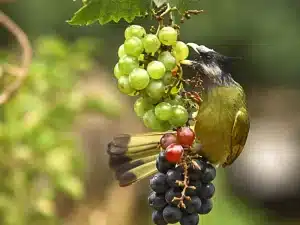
(68, 2, 101, 26)
(68, 0, 151, 25)
(152, 0, 189, 13)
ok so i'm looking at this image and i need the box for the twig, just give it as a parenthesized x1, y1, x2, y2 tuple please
(180, 9, 205, 23)
(0, 10, 32, 105)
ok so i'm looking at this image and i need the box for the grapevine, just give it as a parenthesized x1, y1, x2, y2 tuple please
(111, 3, 216, 225)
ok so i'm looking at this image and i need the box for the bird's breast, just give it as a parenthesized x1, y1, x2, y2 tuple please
(194, 85, 246, 164)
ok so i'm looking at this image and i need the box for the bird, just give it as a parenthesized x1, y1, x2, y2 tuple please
(107, 43, 250, 187)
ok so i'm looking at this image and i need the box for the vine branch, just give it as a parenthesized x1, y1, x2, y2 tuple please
(0, 10, 32, 105)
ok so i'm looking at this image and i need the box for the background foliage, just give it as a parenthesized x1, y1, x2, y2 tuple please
(0, 35, 120, 225)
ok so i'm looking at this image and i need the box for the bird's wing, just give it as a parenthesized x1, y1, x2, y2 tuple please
(222, 107, 250, 167)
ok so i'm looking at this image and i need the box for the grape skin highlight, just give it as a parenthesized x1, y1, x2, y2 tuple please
(155, 102, 172, 121)
(125, 25, 146, 39)
(118, 55, 139, 75)
(173, 41, 189, 62)
(143, 34, 161, 53)
(147, 61, 166, 80)
(124, 36, 144, 57)
(117, 75, 135, 95)
(118, 44, 125, 58)
(134, 97, 153, 118)
(113, 63, 122, 79)
(146, 79, 166, 100)
(158, 26, 178, 46)
(158, 51, 176, 71)
(129, 68, 150, 90)
(169, 105, 189, 127)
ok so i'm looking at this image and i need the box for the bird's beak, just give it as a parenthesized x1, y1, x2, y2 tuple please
(180, 43, 207, 66)
(180, 43, 200, 66)
(186, 43, 201, 54)
(180, 59, 193, 65)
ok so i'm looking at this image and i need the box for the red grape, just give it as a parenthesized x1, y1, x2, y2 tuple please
(160, 133, 177, 149)
(165, 144, 184, 163)
(177, 127, 195, 147)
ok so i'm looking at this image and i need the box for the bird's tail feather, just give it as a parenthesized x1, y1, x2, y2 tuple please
(107, 131, 172, 187)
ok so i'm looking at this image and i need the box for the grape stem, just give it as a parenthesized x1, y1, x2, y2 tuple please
(154, 3, 177, 28)
(164, 66, 181, 97)
(159, 4, 177, 19)
(155, 23, 161, 36)
(180, 9, 205, 23)
(172, 155, 195, 209)
(169, 12, 175, 26)
(184, 91, 203, 104)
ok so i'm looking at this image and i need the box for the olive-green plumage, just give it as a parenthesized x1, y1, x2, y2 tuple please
(194, 84, 250, 166)
(107, 43, 250, 187)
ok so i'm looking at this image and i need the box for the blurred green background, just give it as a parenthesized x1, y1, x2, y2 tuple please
(1, 0, 300, 225)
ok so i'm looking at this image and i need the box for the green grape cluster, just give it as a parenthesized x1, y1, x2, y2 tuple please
(113, 24, 192, 131)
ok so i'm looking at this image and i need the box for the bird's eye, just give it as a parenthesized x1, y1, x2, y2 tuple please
(200, 52, 212, 60)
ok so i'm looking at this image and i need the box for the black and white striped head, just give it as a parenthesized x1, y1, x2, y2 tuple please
(182, 43, 237, 84)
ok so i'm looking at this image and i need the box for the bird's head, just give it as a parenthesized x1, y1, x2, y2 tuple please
(181, 43, 240, 85)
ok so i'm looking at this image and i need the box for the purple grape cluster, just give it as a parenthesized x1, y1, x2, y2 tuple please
(148, 151, 216, 225)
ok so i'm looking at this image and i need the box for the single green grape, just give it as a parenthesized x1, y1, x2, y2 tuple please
(118, 75, 135, 95)
(125, 25, 146, 39)
(158, 26, 178, 46)
(155, 102, 173, 121)
(147, 61, 166, 79)
(158, 51, 176, 71)
(129, 68, 150, 90)
(113, 63, 122, 79)
(146, 79, 165, 100)
(143, 34, 161, 53)
(118, 55, 139, 75)
(162, 71, 176, 85)
(143, 109, 170, 131)
(118, 44, 126, 58)
(169, 105, 189, 127)
(172, 41, 189, 61)
(124, 37, 144, 57)
(134, 97, 153, 118)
